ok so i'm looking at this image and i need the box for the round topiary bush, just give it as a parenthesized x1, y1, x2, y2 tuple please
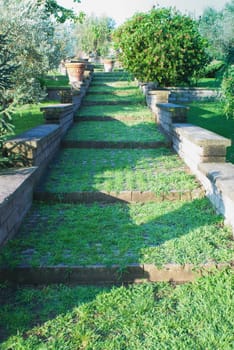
(113, 8, 209, 86)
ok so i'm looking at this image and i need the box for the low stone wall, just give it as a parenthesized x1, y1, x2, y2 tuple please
(0, 167, 38, 245)
(198, 163, 234, 229)
(156, 103, 188, 138)
(169, 87, 220, 103)
(40, 103, 74, 137)
(156, 102, 233, 232)
(0, 72, 92, 246)
(3, 124, 61, 168)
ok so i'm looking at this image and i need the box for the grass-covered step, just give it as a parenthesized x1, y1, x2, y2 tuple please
(87, 85, 138, 95)
(0, 199, 232, 272)
(82, 93, 144, 106)
(35, 148, 200, 197)
(1, 269, 233, 348)
(76, 104, 154, 121)
(63, 120, 168, 148)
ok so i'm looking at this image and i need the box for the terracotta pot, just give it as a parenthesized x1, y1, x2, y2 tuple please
(65, 62, 85, 84)
(103, 59, 115, 72)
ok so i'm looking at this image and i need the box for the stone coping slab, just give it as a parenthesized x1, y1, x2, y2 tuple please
(34, 189, 204, 204)
(156, 103, 190, 111)
(0, 167, 37, 206)
(198, 163, 234, 201)
(4, 124, 60, 148)
(61, 140, 170, 149)
(173, 124, 231, 147)
(40, 103, 73, 112)
(0, 263, 231, 285)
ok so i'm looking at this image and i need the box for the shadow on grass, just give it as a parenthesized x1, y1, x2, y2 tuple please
(0, 197, 231, 344)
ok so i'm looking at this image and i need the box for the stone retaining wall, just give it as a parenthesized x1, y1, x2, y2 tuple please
(41, 103, 74, 137)
(0, 74, 92, 246)
(0, 167, 38, 245)
(3, 124, 61, 168)
(156, 102, 234, 232)
(169, 87, 220, 103)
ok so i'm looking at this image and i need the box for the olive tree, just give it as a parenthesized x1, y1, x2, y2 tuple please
(0, 0, 65, 102)
(113, 8, 209, 86)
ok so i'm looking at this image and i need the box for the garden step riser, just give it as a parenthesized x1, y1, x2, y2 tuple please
(82, 101, 139, 106)
(0, 263, 231, 285)
(33, 189, 205, 204)
(75, 116, 154, 122)
(61, 141, 170, 149)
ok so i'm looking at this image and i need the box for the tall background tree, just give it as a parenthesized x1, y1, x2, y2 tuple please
(199, 0, 234, 118)
(74, 15, 115, 58)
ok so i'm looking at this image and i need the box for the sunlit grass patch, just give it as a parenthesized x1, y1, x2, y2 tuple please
(10, 101, 58, 136)
(65, 120, 166, 143)
(0, 269, 233, 349)
(0, 199, 232, 268)
(40, 148, 198, 194)
(77, 104, 154, 120)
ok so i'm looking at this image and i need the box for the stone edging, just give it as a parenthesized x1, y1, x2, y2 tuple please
(34, 189, 205, 204)
(61, 140, 170, 149)
(0, 262, 232, 285)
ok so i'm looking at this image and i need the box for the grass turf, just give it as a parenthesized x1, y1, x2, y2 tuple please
(0, 199, 232, 268)
(39, 148, 198, 194)
(0, 268, 233, 349)
(76, 104, 154, 120)
(65, 120, 166, 143)
(10, 101, 58, 136)
(187, 100, 234, 163)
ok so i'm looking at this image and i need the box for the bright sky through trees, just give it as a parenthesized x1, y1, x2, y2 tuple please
(57, 0, 229, 25)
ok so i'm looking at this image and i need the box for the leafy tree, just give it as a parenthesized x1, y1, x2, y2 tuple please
(199, 1, 234, 63)
(74, 15, 115, 58)
(0, 33, 20, 167)
(0, 0, 65, 103)
(113, 8, 208, 86)
(37, 0, 84, 23)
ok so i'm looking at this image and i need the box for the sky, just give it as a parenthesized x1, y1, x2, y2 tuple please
(57, 0, 229, 26)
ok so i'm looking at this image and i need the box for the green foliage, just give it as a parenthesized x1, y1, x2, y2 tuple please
(0, 33, 20, 168)
(74, 15, 115, 58)
(221, 65, 234, 118)
(37, 0, 84, 23)
(113, 8, 209, 86)
(203, 60, 225, 78)
(199, 1, 234, 62)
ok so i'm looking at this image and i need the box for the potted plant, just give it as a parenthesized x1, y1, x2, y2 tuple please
(65, 60, 86, 84)
(103, 58, 115, 72)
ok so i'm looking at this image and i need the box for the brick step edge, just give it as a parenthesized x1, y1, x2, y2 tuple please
(61, 140, 170, 149)
(34, 189, 205, 204)
(0, 263, 232, 285)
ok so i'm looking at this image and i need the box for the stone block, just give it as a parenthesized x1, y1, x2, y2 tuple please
(0, 167, 37, 245)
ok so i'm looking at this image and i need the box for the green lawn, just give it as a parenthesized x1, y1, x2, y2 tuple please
(10, 101, 58, 136)
(65, 120, 166, 142)
(187, 100, 234, 163)
(40, 148, 198, 194)
(43, 74, 70, 89)
(0, 268, 233, 349)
